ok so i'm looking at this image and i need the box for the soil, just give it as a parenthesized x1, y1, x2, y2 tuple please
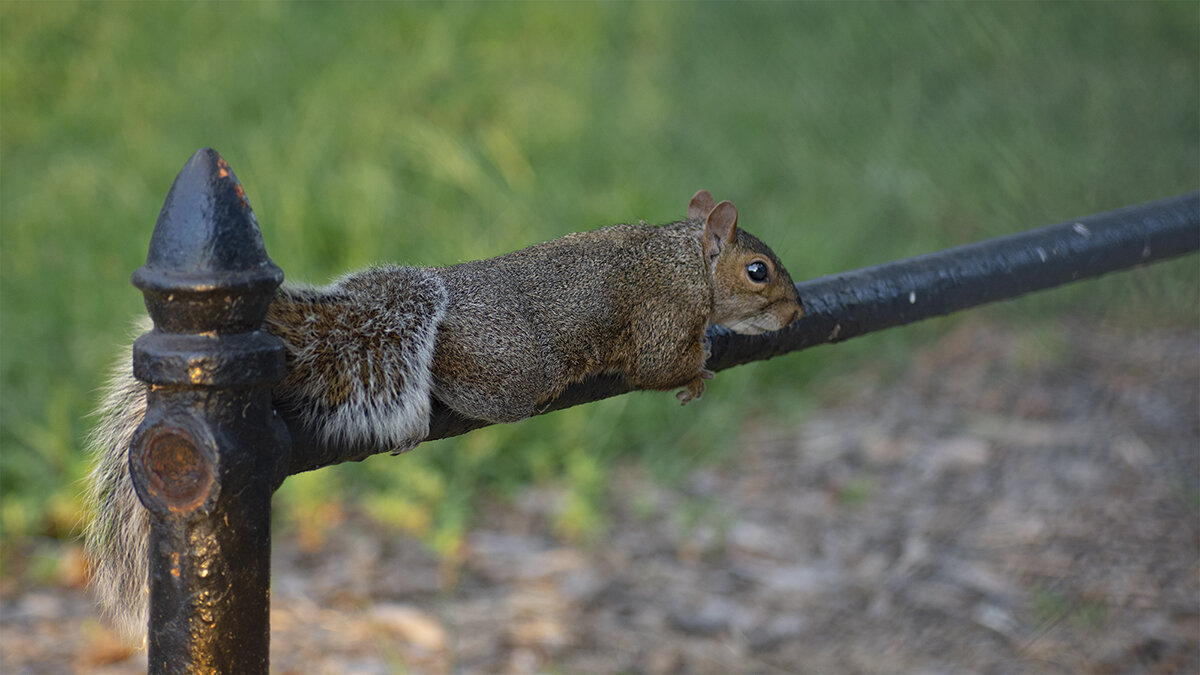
(2, 319, 1197, 674)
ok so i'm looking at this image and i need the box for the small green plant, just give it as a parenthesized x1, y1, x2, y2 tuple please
(839, 475, 873, 508)
(1032, 584, 1070, 625)
(1031, 583, 1107, 632)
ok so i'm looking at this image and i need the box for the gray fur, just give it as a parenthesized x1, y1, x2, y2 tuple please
(83, 319, 153, 642)
(266, 265, 449, 453)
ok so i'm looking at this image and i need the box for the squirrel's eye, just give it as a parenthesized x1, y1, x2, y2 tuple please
(746, 261, 770, 283)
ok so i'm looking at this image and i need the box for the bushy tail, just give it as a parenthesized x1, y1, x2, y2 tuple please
(83, 319, 152, 644)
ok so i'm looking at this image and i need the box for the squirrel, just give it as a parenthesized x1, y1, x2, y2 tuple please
(84, 189, 803, 641)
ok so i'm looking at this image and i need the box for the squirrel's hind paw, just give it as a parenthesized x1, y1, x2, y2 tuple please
(676, 372, 712, 405)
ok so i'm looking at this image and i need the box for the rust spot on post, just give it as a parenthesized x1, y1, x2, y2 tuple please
(137, 426, 215, 514)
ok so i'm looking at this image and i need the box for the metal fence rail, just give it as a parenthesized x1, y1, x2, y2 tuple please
(130, 148, 1199, 672)
(711, 191, 1200, 368)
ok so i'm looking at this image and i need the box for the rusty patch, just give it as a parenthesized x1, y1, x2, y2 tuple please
(137, 426, 214, 514)
(217, 156, 230, 179)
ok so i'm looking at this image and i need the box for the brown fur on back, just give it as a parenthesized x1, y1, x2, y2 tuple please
(429, 222, 712, 423)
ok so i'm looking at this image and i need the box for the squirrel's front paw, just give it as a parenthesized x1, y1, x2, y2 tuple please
(675, 369, 714, 405)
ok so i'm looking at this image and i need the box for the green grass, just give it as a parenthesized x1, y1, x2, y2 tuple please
(2, 2, 1197, 552)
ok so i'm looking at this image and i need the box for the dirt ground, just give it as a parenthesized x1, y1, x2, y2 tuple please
(2, 319, 1197, 674)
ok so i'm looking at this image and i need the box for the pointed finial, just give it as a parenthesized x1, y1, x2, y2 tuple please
(133, 148, 283, 334)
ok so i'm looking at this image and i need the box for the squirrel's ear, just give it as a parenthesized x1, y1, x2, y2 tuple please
(688, 190, 717, 221)
(703, 200, 738, 262)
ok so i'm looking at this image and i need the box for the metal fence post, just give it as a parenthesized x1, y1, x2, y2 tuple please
(128, 148, 290, 673)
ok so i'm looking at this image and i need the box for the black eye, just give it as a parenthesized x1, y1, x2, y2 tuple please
(746, 261, 770, 283)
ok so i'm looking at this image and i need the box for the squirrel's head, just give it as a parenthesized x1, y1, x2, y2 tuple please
(689, 190, 804, 335)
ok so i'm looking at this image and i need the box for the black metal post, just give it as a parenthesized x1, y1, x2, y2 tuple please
(286, 191, 1199, 468)
(128, 149, 290, 673)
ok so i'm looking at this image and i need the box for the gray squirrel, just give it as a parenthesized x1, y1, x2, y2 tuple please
(84, 190, 804, 641)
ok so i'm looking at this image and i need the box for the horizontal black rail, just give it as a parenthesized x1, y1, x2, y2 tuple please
(712, 191, 1200, 368)
(287, 191, 1199, 474)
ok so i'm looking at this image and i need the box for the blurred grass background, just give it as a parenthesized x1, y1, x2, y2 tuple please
(1, 2, 1196, 561)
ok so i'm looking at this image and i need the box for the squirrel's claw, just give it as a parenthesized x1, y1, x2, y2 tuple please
(676, 373, 709, 405)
